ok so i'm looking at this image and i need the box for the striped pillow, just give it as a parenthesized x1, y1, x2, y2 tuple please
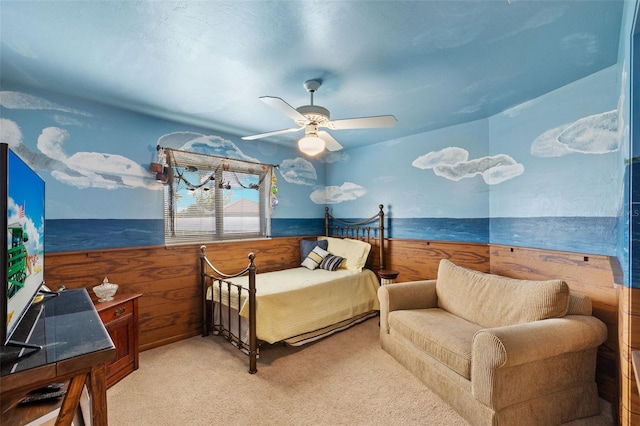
(319, 254, 345, 271)
(301, 246, 329, 270)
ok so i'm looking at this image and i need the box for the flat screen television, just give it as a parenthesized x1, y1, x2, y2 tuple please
(0, 143, 46, 347)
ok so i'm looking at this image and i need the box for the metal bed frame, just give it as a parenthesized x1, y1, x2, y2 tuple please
(200, 204, 386, 373)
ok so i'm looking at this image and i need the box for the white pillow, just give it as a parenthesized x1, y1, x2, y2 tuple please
(301, 246, 330, 270)
(318, 236, 371, 272)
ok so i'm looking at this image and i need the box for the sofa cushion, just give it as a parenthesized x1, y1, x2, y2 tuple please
(389, 308, 482, 379)
(567, 292, 592, 316)
(436, 259, 570, 328)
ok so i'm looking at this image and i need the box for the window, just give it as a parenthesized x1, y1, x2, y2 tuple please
(162, 148, 275, 245)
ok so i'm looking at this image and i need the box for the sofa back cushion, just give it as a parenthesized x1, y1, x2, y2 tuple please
(567, 292, 592, 315)
(436, 259, 570, 328)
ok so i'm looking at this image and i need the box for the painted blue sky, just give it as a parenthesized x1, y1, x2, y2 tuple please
(0, 60, 624, 223)
(0, 88, 326, 220)
(327, 65, 622, 219)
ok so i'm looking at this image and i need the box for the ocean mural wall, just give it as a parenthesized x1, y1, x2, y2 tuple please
(328, 64, 623, 258)
(489, 65, 621, 256)
(0, 60, 627, 278)
(0, 85, 339, 251)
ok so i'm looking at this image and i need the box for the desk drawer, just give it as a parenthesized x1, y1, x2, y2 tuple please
(98, 300, 133, 324)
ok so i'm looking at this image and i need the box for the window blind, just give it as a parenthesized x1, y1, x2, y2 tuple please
(162, 148, 274, 245)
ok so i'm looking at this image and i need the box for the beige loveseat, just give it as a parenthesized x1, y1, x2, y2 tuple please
(378, 259, 607, 426)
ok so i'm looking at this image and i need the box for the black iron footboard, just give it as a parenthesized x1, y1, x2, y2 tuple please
(200, 245, 258, 373)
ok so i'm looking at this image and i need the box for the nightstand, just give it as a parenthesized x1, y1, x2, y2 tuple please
(94, 293, 141, 388)
(378, 269, 399, 285)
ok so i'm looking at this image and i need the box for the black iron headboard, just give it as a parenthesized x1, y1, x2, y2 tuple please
(324, 204, 386, 270)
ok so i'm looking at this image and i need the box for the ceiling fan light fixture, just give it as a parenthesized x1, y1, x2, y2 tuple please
(298, 135, 325, 156)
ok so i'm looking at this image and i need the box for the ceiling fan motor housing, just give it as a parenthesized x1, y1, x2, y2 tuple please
(295, 105, 330, 126)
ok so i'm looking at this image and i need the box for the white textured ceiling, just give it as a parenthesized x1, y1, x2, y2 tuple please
(0, 0, 624, 150)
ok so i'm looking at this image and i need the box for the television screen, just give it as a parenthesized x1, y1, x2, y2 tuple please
(1, 143, 45, 345)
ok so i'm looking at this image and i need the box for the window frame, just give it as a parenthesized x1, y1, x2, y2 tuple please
(162, 148, 274, 245)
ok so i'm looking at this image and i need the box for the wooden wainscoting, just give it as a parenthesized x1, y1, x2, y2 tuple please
(44, 237, 303, 352)
(384, 239, 490, 282)
(619, 285, 640, 425)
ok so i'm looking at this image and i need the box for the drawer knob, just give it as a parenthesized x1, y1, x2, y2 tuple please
(114, 307, 126, 317)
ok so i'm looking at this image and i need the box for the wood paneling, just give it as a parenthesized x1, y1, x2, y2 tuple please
(45, 237, 302, 351)
(386, 239, 490, 282)
(619, 285, 640, 425)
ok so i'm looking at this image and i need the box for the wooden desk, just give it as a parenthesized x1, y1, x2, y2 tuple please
(1, 289, 115, 425)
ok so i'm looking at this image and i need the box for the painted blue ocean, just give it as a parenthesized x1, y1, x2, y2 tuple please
(44, 218, 326, 252)
(45, 216, 617, 256)
(489, 216, 617, 256)
(46, 219, 165, 252)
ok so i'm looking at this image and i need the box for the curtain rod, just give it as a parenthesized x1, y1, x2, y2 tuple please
(162, 146, 279, 169)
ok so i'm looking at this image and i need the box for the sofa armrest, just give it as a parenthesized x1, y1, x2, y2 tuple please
(471, 315, 607, 406)
(378, 280, 437, 332)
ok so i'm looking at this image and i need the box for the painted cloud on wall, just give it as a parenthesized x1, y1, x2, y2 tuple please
(310, 182, 366, 204)
(1, 90, 157, 190)
(279, 157, 317, 186)
(412, 147, 524, 184)
(37, 127, 156, 190)
(0, 118, 23, 146)
(1, 117, 156, 190)
(1, 90, 272, 193)
(531, 110, 618, 157)
(157, 131, 260, 163)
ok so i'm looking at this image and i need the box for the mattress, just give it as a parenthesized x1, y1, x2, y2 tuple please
(206, 267, 380, 344)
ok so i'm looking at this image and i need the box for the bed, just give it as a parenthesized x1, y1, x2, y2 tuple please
(200, 204, 387, 373)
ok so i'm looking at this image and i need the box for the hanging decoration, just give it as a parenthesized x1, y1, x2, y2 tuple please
(270, 173, 279, 209)
(162, 148, 280, 210)
(150, 145, 169, 183)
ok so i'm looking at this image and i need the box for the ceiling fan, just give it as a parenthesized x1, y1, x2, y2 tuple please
(242, 80, 397, 156)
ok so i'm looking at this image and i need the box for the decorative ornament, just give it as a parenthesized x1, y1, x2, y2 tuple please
(270, 174, 278, 209)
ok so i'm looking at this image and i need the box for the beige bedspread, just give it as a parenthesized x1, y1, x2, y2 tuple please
(206, 267, 380, 344)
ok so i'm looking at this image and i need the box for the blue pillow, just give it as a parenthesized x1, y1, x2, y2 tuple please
(300, 239, 329, 261)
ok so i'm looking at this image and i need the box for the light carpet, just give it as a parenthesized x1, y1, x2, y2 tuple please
(107, 317, 614, 425)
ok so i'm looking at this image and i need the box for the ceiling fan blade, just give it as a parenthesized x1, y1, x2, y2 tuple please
(318, 131, 343, 151)
(327, 115, 397, 130)
(242, 127, 302, 140)
(259, 96, 309, 123)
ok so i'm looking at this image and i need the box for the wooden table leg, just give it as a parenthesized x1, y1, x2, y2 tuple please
(88, 363, 109, 426)
(56, 374, 87, 426)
